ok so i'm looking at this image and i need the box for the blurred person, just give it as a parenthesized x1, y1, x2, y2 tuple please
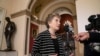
(74, 32, 100, 56)
(74, 14, 100, 56)
(61, 21, 75, 56)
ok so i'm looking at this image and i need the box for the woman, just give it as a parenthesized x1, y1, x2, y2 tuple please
(31, 13, 66, 56)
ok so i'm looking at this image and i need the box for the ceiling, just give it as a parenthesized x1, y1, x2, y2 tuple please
(31, 0, 76, 21)
(31, 0, 53, 15)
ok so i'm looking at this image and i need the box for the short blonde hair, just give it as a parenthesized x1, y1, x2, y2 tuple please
(45, 13, 61, 28)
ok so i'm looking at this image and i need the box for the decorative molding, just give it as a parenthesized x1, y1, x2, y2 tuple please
(53, 7, 73, 15)
(11, 10, 30, 18)
(72, 15, 77, 18)
(39, 1, 76, 21)
(28, 0, 34, 9)
(30, 15, 45, 24)
(35, 4, 42, 14)
(29, 0, 37, 11)
(11, 10, 45, 24)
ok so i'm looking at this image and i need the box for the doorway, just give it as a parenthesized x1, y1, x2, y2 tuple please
(57, 14, 75, 56)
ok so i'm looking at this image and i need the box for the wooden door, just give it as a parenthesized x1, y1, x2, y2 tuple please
(29, 23, 38, 53)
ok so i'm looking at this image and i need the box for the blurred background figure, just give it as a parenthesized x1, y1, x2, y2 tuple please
(61, 21, 75, 56)
(74, 14, 100, 56)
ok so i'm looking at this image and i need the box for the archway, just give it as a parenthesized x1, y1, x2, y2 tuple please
(28, 0, 81, 56)
(28, 0, 76, 22)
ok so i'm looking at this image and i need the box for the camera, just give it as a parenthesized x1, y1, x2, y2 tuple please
(85, 14, 100, 31)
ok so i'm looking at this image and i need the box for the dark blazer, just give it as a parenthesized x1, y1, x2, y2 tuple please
(82, 32, 100, 56)
(88, 32, 100, 42)
(31, 30, 66, 56)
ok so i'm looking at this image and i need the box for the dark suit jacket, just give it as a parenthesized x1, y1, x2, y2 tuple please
(82, 32, 100, 56)
(88, 32, 100, 42)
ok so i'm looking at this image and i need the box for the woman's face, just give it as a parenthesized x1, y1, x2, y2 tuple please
(49, 16, 60, 31)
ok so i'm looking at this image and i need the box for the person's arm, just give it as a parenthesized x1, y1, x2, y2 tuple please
(74, 32, 100, 43)
(31, 34, 41, 56)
